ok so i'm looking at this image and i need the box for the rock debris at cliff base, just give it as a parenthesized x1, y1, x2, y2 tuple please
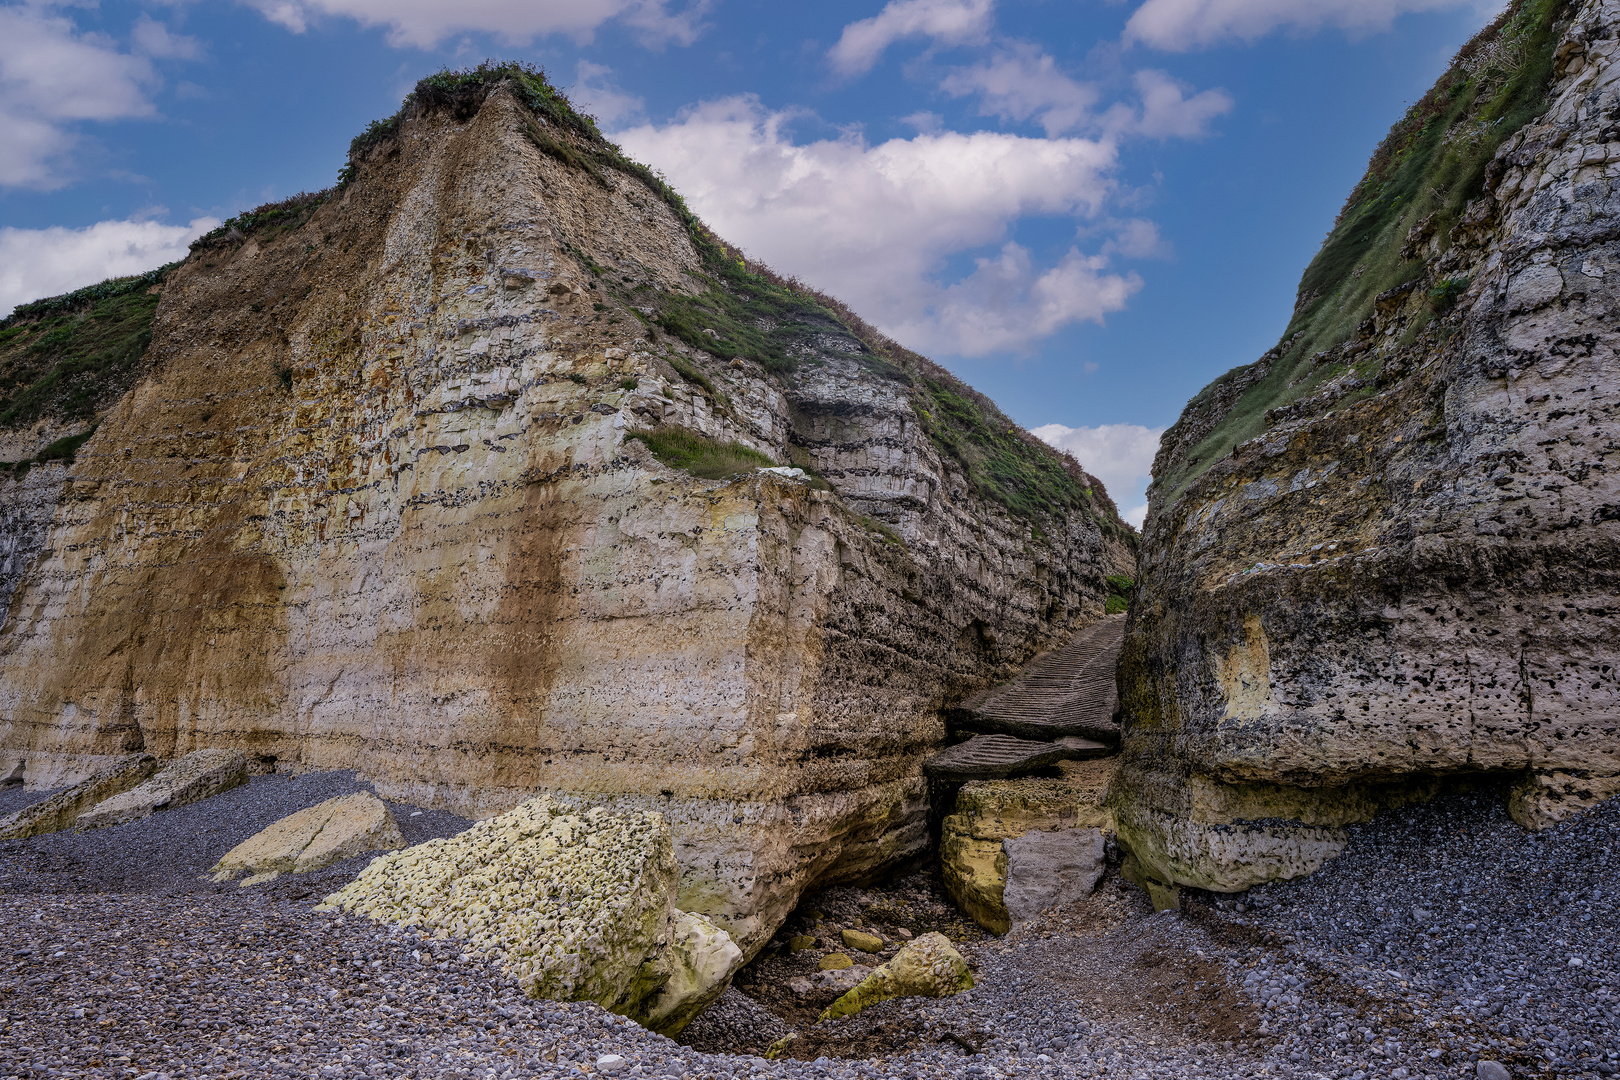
(5, 771, 1616, 1079)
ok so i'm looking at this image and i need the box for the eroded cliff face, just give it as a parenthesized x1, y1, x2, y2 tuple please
(0, 78, 1131, 953)
(1117, 0, 1620, 892)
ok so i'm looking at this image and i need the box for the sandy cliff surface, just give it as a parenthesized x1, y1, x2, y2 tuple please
(1116, 0, 1620, 892)
(0, 71, 1131, 953)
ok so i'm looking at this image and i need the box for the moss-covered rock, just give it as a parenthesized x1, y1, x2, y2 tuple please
(819, 932, 973, 1021)
(319, 796, 740, 1035)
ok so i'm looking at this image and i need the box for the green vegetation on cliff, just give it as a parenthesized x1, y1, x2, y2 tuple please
(0, 266, 173, 432)
(1158, 0, 1570, 501)
(627, 428, 778, 480)
(353, 62, 1120, 532)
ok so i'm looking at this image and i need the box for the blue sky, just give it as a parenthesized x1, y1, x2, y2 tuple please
(0, 0, 1503, 523)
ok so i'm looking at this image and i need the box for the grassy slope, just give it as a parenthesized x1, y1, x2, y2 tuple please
(0, 265, 178, 468)
(1155, 0, 1570, 503)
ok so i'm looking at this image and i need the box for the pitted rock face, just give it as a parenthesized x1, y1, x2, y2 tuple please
(0, 78, 1133, 957)
(1116, 0, 1620, 892)
(320, 796, 739, 1034)
(78, 749, 249, 830)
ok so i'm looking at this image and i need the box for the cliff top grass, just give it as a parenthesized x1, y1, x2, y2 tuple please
(0, 264, 174, 437)
(1156, 0, 1570, 504)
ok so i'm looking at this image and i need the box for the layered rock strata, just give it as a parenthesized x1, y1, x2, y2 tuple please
(1116, 0, 1620, 892)
(0, 71, 1131, 954)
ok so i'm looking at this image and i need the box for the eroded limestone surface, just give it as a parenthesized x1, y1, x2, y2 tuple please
(1117, 0, 1620, 890)
(78, 749, 248, 829)
(320, 796, 739, 1035)
(941, 757, 1114, 933)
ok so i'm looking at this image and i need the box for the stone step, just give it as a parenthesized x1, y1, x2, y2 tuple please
(948, 615, 1126, 743)
(923, 734, 1112, 783)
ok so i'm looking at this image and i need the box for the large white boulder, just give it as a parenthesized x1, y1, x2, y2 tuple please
(211, 792, 405, 885)
(320, 795, 740, 1034)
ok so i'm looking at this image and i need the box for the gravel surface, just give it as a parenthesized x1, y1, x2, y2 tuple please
(2, 771, 1613, 1080)
(0, 783, 58, 816)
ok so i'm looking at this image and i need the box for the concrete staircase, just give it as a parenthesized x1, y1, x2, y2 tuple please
(925, 615, 1125, 782)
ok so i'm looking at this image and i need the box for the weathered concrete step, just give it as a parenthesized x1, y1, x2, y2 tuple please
(949, 615, 1125, 743)
(923, 734, 1112, 782)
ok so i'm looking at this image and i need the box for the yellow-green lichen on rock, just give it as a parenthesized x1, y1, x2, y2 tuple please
(320, 795, 740, 1035)
(941, 758, 1114, 933)
(819, 931, 973, 1021)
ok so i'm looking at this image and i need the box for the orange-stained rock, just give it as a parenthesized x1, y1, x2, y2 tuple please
(0, 79, 1132, 955)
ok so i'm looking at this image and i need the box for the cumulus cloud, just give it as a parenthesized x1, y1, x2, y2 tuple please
(829, 0, 995, 76)
(940, 44, 1098, 136)
(0, 216, 219, 318)
(1130, 69, 1232, 138)
(905, 244, 1140, 355)
(0, 5, 161, 188)
(570, 61, 644, 125)
(615, 96, 1140, 356)
(1124, 0, 1472, 51)
(244, 0, 710, 49)
(1031, 422, 1166, 527)
(130, 15, 203, 60)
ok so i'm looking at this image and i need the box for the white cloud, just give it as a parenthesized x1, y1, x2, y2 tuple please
(570, 61, 644, 125)
(1124, 0, 1471, 51)
(829, 0, 995, 76)
(1130, 68, 1232, 137)
(0, 6, 166, 189)
(1108, 218, 1169, 259)
(131, 16, 203, 60)
(940, 44, 1098, 136)
(937, 47, 1230, 142)
(244, 0, 710, 48)
(908, 243, 1140, 355)
(1031, 422, 1166, 527)
(0, 216, 219, 318)
(615, 96, 1140, 356)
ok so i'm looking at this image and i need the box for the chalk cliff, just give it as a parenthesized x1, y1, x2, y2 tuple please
(0, 67, 1132, 953)
(1115, 0, 1620, 893)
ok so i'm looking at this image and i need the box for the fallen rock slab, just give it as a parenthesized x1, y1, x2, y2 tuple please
(319, 795, 740, 1036)
(819, 931, 973, 1021)
(1002, 826, 1106, 929)
(941, 758, 1115, 933)
(78, 749, 249, 830)
(211, 792, 405, 884)
(0, 755, 157, 840)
